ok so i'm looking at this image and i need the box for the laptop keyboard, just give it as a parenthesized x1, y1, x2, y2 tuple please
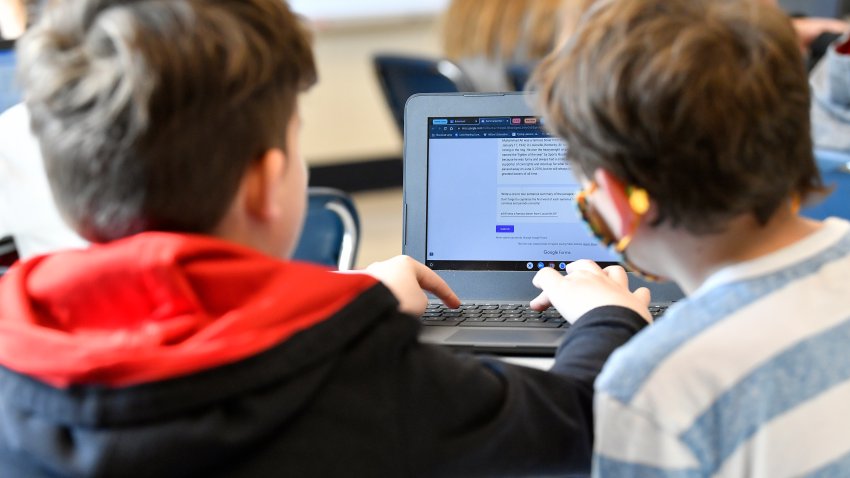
(421, 303, 669, 327)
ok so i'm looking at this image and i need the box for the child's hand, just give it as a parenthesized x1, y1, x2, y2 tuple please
(529, 260, 652, 324)
(792, 17, 849, 49)
(364, 255, 461, 316)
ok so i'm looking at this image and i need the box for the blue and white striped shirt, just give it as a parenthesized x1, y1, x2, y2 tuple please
(593, 218, 850, 478)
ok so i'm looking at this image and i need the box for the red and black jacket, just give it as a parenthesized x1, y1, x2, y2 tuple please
(0, 232, 645, 477)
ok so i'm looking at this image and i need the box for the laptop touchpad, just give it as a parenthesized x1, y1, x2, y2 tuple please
(445, 329, 565, 346)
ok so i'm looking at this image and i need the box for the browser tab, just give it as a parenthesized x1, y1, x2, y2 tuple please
(480, 118, 511, 125)
(447, 117, 480, 125)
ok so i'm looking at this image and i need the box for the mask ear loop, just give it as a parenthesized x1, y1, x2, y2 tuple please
(576, 181, 664, 281)
(613, 186, 650, 252)
(617, 186, 666, 282)
(790, 194, 801, 215)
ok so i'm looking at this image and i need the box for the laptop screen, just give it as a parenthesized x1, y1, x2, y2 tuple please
(426, 115, 618, 271)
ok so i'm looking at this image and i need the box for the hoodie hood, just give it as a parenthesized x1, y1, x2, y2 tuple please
(0, 232, 378, 388)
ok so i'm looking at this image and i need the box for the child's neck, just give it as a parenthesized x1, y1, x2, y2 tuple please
(658, 209, 823, 294)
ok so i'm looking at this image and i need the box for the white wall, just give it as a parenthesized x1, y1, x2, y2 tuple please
(297, 16, 444, 166)
(289, 0, 449, 23)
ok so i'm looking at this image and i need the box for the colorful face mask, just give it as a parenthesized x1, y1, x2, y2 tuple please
(575, 181, 663, 281)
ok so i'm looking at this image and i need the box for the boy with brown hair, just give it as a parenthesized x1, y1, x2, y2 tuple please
(531, 0, 850, 476)
(0, 0, 650, 476)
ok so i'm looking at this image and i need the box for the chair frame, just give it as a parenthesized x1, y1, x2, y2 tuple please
(322, 196, 359, 271)
(296, 187, 360, 271)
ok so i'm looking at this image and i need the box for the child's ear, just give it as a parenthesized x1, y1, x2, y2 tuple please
(593, 168, 642, 239)
(243, 148, 286, 222)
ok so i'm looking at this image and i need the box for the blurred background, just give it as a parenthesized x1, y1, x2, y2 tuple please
(1, 0, 848, 268)
(287, 0, 850, 267)
(289, 1, 450, 267)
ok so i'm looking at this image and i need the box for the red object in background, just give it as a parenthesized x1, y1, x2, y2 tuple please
(837, 35, 850, 55)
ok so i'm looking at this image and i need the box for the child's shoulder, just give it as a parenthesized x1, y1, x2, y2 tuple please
(595, 300, 713, 403)
(599, 236, 850, 415)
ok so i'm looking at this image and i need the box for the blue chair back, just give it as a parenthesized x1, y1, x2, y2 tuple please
(507, 63, 534, 91)
(293, 187, 360, 270)
(777, 0, 849, 18)
(801, 149, 850, 220)
(0, 40, 20, 114)
(373, 54, 472, 132)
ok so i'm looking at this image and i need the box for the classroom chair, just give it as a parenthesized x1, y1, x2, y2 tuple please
(373, 53, 473, 133)
(293, 187, 361, 271)
(507, 63, 534, 91)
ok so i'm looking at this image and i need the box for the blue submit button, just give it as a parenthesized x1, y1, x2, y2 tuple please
(496, 225, 515, 233)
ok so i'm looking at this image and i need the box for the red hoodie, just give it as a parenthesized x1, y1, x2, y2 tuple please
(0, 232, 377, 388)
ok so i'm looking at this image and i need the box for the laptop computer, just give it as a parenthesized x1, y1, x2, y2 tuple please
(402, 92, 684, 355)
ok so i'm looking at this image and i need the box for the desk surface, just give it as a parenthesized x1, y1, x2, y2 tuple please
(499, 356, 555, 371)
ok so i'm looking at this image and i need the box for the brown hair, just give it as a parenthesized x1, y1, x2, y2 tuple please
(17, 0, 316, 242)
(443, 0, 507, 60)
(533, 0, 823, 233)
(523, 0, 565, 60)
(556, 0, 599, 46)
(443, 0, 564, 64)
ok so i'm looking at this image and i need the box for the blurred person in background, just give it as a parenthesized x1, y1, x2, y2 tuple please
(533, 0, 850, 474)
(809, 32, 850, 152)
(442, 0, 566, 91)
(760, 0, 849, 151)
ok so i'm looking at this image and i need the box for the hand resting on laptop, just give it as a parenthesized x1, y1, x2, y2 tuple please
(530, 260, 653, 324)
(361, 255, 461, 316)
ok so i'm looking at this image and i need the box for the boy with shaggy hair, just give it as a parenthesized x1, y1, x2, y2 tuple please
(532, 0, 850, 475)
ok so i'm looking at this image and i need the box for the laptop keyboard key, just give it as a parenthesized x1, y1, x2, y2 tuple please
(499, 304, 522, 310)
(649, 305, 668, 318)
(422, 303, 571, 329)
